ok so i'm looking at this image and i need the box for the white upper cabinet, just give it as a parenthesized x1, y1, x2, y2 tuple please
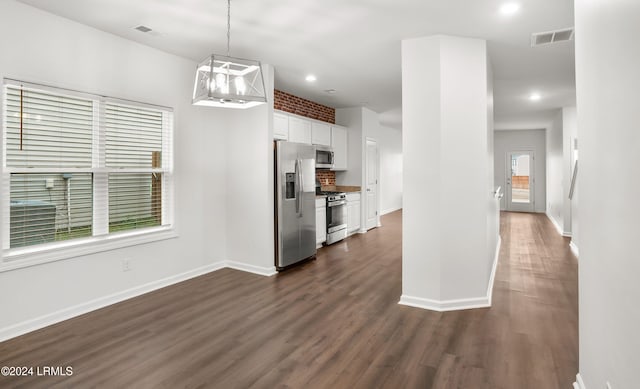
(331, 125, 348, 171)
(273, 112, 289, 140)
(311, 122, 331, 146)
(288, 116, 312, 144)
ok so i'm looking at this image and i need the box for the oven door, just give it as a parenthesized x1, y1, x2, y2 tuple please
(326, 200, 347, 233)
(316, 149, 334, 169)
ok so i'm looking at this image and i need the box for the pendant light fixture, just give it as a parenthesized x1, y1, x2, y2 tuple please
(192, 0, 267, 108)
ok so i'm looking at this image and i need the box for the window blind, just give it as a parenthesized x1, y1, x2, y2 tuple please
(2, 80, 173, 254)
(4, 87, 93, 168)
(105, 102, 165, 233)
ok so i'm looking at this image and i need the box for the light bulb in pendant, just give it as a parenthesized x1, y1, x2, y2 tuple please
(234, 76, 246, 95)
(216, 73, 228, 94)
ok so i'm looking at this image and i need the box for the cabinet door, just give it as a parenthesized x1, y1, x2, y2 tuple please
(311, 122, 331, 146)
(316, 206, 326, 246)
(289, 117, 312, 144)
(348, 201, 360, 232)
(331, 125, 347, 170)
(274, 112, 289, 140)
(347, 200, 361, 234)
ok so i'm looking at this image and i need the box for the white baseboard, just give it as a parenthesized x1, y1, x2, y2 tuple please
(0, 262, 225, 343)
(225, 261, 277, 277)
(574, 373, 586, 389)
(570, 241, 579, 259)
(544, 212, 564, 236)
(399, 294, 490, 312)
(381, 206, 402, 216)
(399, 236, 501, 312)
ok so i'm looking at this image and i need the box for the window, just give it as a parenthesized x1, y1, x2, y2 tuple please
(1, 79, 173, 260)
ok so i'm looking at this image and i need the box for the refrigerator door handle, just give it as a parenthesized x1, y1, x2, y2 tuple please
(297, 159, 303, 217)
(294, 159, 300, 215)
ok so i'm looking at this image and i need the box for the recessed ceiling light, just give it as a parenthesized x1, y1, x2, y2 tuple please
(529, 93, 542, 101)
(499, 2, 520, 15)
(305, 75, 317, 82)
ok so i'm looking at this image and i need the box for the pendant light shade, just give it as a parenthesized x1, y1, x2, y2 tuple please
(192, 0, 267, 109)
(192, 54, 267, 108)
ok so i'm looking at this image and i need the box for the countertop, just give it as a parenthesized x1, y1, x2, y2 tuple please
(319, 185, 361, 193)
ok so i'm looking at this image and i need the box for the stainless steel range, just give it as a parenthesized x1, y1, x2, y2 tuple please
(323, 191, 347, 245)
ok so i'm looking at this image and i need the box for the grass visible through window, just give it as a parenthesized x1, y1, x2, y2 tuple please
(109, 217, 161, 233)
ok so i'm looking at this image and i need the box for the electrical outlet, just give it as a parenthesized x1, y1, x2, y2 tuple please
(122, 259, 131, 272)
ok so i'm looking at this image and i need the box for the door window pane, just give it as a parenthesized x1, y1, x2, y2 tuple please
(511, 154, 530, 203)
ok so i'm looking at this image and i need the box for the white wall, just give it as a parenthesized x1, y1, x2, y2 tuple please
(367, 123, 403, 215)
(494, 130, 547, 212)
(336, 107, 403, 226)
(0, 1, 231, 337)
(486, 61, 499, 281)
(546, 110, 565, 231)
(224, 65, 276, 275)
(401, 35, 498, 310)
(575, 1, 640, 388)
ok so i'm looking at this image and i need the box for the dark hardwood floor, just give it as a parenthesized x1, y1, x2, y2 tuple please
(0, 211, 578, 388)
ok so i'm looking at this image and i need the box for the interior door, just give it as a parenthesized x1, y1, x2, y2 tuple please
(506, 151, 535, 212)
(365, 139, 379, 230)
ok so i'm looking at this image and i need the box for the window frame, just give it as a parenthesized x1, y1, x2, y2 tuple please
(0, 79, 176, 272)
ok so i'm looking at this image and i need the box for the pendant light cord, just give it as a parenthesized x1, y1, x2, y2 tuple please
(226, 0, 231, 57)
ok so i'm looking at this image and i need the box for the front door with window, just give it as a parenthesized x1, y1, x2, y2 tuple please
(506, 151, 535, 212)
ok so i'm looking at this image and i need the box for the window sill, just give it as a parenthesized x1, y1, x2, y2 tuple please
(0, 227, 178, 273)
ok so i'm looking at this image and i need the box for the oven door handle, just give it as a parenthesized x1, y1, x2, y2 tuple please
(327, 200, 347, 207)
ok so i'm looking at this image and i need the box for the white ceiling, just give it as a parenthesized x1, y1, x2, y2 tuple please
(17, 0, 575, 130)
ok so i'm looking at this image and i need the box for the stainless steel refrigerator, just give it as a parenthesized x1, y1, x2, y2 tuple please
(275, 141, 316, 270)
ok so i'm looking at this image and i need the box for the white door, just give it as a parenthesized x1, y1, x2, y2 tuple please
(365, 139, 379, 229)
(506, 151, 535, 212)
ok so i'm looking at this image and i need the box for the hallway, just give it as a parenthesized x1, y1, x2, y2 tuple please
(0, 211, 577, 388)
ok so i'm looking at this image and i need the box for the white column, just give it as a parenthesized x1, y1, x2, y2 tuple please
(575, 0, 640, 388)
(400, 35, 498, 311)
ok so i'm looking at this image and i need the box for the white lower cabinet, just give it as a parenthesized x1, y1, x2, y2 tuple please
(316, 198, 326, 247)
(346, 192, 361, 235)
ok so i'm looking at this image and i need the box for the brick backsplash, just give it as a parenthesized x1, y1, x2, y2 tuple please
(315, 170, 336, 187)
(274, 90, 335, 124)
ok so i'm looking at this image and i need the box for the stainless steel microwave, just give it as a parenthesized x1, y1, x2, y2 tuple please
(315, 145, 334, 169)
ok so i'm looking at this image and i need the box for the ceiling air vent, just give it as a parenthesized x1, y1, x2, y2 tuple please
(134, 25, 153, 33)
(531, 27, 574, 47)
